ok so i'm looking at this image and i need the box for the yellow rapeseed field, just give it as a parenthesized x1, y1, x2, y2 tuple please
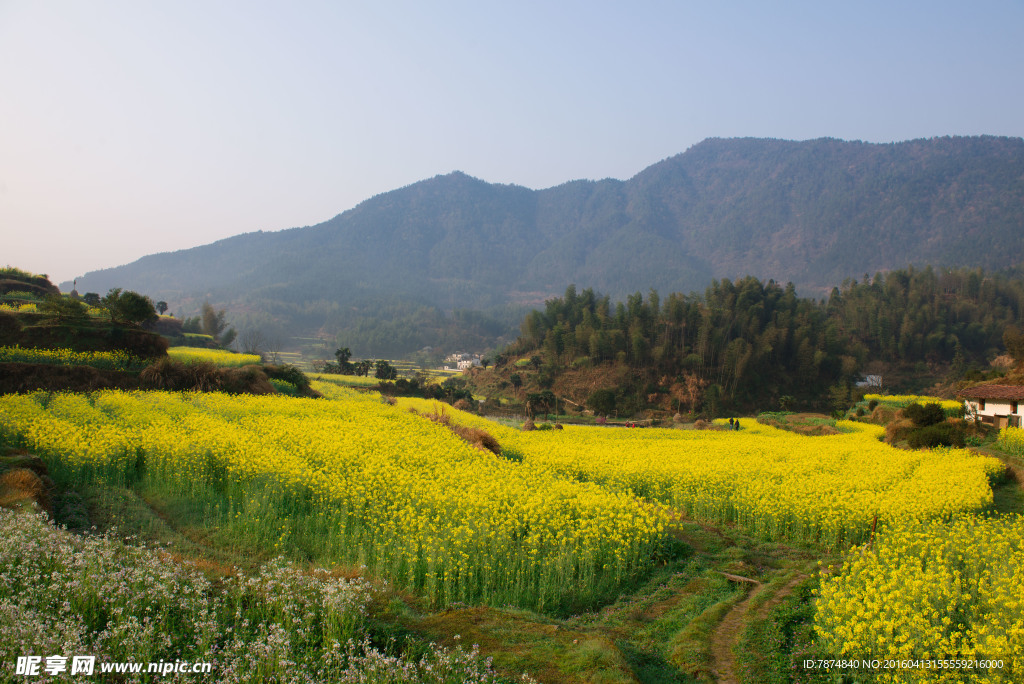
(864, 393, 963, 413)
(997, 426, 1024, 457)
(0, 345, 140, 370)
(0, 385, 1014, 661)
(814, 514, 1023, 682)
(167, 346, 262, 367)
(398, 400, 1002, 548)
(307, 372, 382, 387)
(0, 302, 38, 313)
(0, 388, 664, 610)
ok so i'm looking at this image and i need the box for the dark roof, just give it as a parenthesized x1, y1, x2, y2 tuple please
(957, 384, 1024, 400)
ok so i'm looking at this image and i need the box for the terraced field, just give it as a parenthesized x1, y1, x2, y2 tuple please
(0, 388, 1019, 682)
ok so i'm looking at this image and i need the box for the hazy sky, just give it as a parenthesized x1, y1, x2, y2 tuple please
(3, 1, 1023, 285)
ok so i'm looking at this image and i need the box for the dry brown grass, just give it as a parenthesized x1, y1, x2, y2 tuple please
(161, 552, 239, 579)
(792, 424, 840, 436)
(454, 426, 502, 455)
(867, 405, 900, 425)
(0, 468, 50, 510)
(419, 405, 503, 455)
(140, 358, 275, 394)
(410, 605, 619, 684)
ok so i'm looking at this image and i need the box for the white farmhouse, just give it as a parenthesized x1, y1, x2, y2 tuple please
(855, 374, 882, 389)
(958, 385, 1024, 428)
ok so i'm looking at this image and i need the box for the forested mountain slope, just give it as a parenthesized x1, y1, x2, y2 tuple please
(68, 136, 1024, 349)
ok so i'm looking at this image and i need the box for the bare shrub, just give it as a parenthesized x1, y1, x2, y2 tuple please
(140, 358, 274, 394)
(868, 405, 899, 425)
(424, 404, 451, 425)
(220, 366, 276, 395)
(453, 426, 502, 455)
(885, 418, 915, 444)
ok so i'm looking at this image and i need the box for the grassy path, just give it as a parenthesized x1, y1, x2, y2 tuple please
(708, 572, 810, 684)
(709, 580, 761, 684)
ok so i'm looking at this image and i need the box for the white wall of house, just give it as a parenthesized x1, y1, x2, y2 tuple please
(964, 398, 1023, 427)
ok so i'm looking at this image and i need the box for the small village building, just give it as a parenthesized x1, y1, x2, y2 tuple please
(957, 385, 1024, 428)
(442, 352, 483, 371)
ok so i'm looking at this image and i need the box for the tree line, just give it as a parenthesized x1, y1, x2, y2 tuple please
(496, 267, 1024, 413)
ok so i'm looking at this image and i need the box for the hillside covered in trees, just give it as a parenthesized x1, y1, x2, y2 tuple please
(66, 136, 1024, 353)
(481, 267, 1024, 415)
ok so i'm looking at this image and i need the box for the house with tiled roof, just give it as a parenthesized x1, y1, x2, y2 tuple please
(957, 384, 1024, 428)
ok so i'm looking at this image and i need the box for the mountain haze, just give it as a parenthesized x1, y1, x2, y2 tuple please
(68, 136, 1024, 348)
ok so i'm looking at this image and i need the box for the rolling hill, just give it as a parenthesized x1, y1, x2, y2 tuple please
(67, 135, 1024, 353)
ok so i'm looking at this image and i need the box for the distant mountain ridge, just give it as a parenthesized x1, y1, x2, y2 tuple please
(69, 136, 1024, 341)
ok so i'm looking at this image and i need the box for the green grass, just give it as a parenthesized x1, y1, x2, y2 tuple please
(756, 411, 855, 435)
(735, 579, 824, 684)
(0, 290, 44, 302)
(268, 378, 300, 395)
(668, 595, 738, 678)
(988, 465, 1024, 516)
